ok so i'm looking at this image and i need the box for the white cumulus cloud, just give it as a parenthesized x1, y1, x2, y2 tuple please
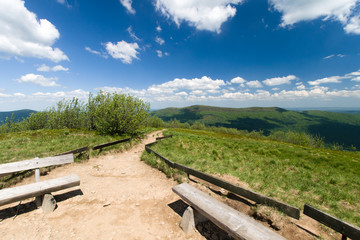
(155, 0, 244, 33)
(143, 76, 226, 96)
(263, 75, 297, 86)
(231, 76, 246, 84)
(0, 0, 68, 62)
(344, 15, 360, 34)
(246, 80, 263, 88)
(158, 76, 226, 90)
(105, 41, 140, 64)
(347, 70, 360, 76)
(37, 64, 69, 72)
(52, 65, 69, 72)
(297, 84, 306, 90)
(352, 76, 360, 82)
(269, 0, 360, 34)
(16, 73, 59, 87)
(308, 76, 345, 85)
(120, 0, 135, 14)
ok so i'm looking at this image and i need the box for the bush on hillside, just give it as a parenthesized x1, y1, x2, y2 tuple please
(146, 116, 166, 128)
(47, 98, 87, 130)
(268, 131, 324, 148)
(0, 92, 150, 136)
(24, 111, 49, 130)
(87, 91, 150, 135)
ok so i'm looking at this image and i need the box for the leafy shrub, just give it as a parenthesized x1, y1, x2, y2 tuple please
(1, 92, 150, 136)
(47, 98, 86, 129)
(146, 116, 165, 128)
(191, 121, 206, 130)
(87, 91, 150, 135)
(268, 131, 324, 148)
(23, 112, 49, 130)
(167, 118, 190, 129)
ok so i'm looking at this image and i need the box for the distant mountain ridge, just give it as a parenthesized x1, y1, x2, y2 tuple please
(0, 109, 37, 124)
(152, 105, 360, 148)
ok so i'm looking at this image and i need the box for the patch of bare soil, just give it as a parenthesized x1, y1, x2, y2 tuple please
(0, 131, 341, 240)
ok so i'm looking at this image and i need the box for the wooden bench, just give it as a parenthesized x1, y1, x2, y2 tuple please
(0, 154, 80, 211)
(173, 183, 287, 240)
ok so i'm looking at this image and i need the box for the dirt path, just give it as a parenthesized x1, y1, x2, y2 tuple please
(0, 131, 340, 240)
(0, 131, 204, 240)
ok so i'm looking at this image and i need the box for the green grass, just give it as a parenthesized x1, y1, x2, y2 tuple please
(141, 128, 360, 227)
(0, 128, 136, 188)
(0, 129, 134, 164)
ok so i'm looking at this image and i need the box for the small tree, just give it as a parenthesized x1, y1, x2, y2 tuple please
(47, 98, 86, 129)
(146, 116, 165, 128)
(87, 91, 150, 135)
(24, 112, 49, 130)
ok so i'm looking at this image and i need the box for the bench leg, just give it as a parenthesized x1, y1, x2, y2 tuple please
(41, 194, 57, 213)
(180, 206, 207, 234)
(34, 168, 43, 208)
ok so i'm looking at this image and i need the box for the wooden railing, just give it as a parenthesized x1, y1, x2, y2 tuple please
(304, 204, 360, 240)
(55, 137, 132, 156)
(145, 136, 300, 219)
(146, 135, 360, 239)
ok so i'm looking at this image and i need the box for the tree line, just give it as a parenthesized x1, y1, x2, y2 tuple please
(0, 91, 150, 135)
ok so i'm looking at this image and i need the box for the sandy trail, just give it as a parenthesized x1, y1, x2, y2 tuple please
(0, 131, 204, 240)
(0, 131, 340, 240)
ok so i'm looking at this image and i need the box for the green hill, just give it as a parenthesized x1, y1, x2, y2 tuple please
(0, 109, 37, 124)
(152, 105, 360, 148)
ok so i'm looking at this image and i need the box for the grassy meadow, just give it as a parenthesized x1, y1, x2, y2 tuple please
(0, 128, 137, 189)
(0, 129, 134, 164)
(142, 128, 360, 227)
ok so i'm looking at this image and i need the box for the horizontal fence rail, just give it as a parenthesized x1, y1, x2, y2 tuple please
(54, 138, 131, 156)
(145, 137, 300, 219)
(92, 138, 131, 150)
(55, 146, 89, 156)
(304, 204, 360, 240)
(156, 135, 173, 140)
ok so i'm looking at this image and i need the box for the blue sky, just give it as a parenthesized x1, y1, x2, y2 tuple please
(1, 0, 360, 111)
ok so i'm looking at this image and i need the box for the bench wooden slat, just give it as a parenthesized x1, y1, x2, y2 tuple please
(0, 174, 80, 206)
(173, 183, 287, 240)
(0, 154, 74, 178)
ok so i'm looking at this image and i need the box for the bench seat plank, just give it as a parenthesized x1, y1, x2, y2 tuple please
(0, 154, 74, 178)
(173, 183, 286, 240)
(0, 174, 80, 206)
